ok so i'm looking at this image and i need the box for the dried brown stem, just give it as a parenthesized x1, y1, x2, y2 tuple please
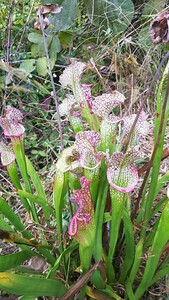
(89, 58, 112, 93)
(60, 261, 105, 300)
(138, 147, 169, 176)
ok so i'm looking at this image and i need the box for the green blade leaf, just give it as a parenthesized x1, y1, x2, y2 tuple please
(106, 190, 127, 282)
(128, 239, 143, 285)
(0, 196, 32, 239)
(12, 139, 38, 222)
(53, 171, 68, 250)
(47, 243, 78, 279)
(17, 190, 54, 217)
(0, 197, 55, 265)
(140, 62, 169, 239)
(25, 156, 51, 220)
(0, 229, 52, 249)
(0, 272, 67, 297)
(0, 251, 33, 271)
(151, 266, 169, 286)
(119, 208, 135, 283)
(7, 162, 30, 212)
(0, 214, 14, 231)
(135, 200, 169, 299)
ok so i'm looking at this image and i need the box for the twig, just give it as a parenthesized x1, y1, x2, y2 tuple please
(6, 0, 15, 64)
(89, 58, 112, 93)
(38, 9, 64, 151)
(60, 261, 105, 300)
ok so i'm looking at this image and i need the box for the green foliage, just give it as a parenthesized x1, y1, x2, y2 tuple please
(0, 57, 169, 298)
(26, 0, 77, 76)
(1, 0, 169, 299)
(50, 0, 78, 31)
(84, 0, 134, 36)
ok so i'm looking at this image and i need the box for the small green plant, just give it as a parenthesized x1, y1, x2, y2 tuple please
(0, 56, 169, 300)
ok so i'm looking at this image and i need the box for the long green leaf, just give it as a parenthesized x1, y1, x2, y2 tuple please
(7, 162, 30, 212)
(17, 189, 54, 216)
(144, 217, 160, 248)
(53, 170, 68, 252)
(125, 277, 135, 300)
(151, 266, 169, 285)
(154, 171, 169, 199)
(135, 200, 169, 299)
(12, 138, 38, 222)
(0, 251, 33, 271)
(19, 297, 36, 300)
(140, 64, 169, 239)
(94, 161, 108, 261)
(47, 243, 78, 279)
(106, 190, 127, 282)
(119, 208, 135, 283)
(26, 157, 50, 220)
(100, 285, 123, 300)
(0, 197, 55, 264)
(0, 272, 67, 297)
(0, 214, 13, 231)
(0, 229, 52, 249)
(128, 239, 143, 285)
(0, 196, 32, 239)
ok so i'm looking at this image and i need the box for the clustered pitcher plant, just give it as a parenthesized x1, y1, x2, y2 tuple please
(0, 59, 169, 299)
